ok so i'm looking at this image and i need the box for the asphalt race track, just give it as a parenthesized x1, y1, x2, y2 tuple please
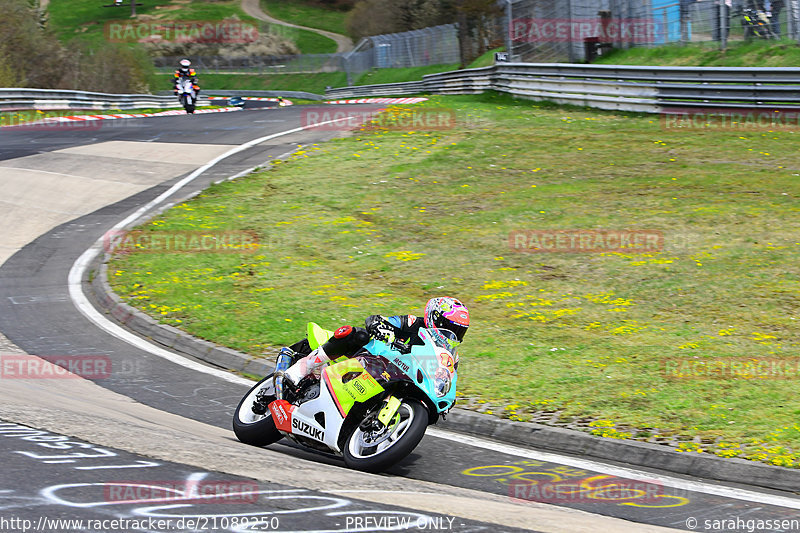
(0, 104, 798, 533)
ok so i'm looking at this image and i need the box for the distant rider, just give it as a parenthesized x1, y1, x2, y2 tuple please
(173, 58, 200, 97)
(275, 297, 470, 393)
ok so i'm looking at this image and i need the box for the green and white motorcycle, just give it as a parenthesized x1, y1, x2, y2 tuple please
(233, 323, 459, 472)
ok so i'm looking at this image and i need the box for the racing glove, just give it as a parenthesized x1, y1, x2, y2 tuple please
(365, 315, 396, 344)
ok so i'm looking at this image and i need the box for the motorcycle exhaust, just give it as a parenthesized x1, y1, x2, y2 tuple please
(273, 348, 294, 400)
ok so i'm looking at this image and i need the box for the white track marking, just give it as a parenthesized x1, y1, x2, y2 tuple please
(427, 428, 800, 510)
(213, 148, 299, 185)
(67, 117, 369, 386)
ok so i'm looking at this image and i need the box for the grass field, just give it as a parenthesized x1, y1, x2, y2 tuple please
(48, 0, 170, 42)
(108, 94, 800, 467)
(291, 29, 337, 54)
(595, 39, 800, 67)
(260, 0, 349, 36)
(47, 0, 334, 54)
(48, 0, 251, 43)
(356, 65, 461, 86)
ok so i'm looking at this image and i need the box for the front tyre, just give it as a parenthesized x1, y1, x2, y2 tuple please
(232, 375, 283, 447)
(343, 399, 428, 473)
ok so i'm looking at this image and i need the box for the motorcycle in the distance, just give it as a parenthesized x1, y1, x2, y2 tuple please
(740, 7, 776, 39)
(233, 323, 460, 472)
(176, 78, 198, 114)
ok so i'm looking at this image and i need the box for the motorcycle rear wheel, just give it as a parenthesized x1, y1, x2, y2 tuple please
(232, 374, 283, 447)
(343, 399, 427, 473)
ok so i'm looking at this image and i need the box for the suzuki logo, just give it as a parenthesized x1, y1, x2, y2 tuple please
(292, 418, 324, 441)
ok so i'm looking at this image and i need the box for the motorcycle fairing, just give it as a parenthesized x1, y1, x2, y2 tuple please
(363, 328, 458, 413)
(307, 322, 334, 349)
(266, 357, 384, 454)
(377, 395, 402, 426)
(268, 387, 340, 451)
(322, 358, 384, 418)
(268, 399, 295, 433)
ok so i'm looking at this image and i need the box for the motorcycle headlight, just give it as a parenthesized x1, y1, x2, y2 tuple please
(434, 368, 451, 398)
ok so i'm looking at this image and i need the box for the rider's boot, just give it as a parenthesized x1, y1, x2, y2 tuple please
(282, 347, 330, 389)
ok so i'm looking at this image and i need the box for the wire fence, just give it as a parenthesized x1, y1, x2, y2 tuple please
(156, 1, 800, 84)
(154, 24, 461, 85)
(343, 24, 461, 83)
(506, 0, 800, 63)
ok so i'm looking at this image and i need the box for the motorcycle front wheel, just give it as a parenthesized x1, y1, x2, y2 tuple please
(343, 399, 427, 473)
(232, 374, 283, 447)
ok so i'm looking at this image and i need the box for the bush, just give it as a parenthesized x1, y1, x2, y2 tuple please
(0, 0, 65, 88)
(61, 41, 156, 93)
(0, 49, 20, 87)
(0, 0, 155, 92)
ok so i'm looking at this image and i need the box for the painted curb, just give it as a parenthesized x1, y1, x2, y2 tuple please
(87, 259, 800, 494)
(325, 98, 429, 105)
(0, 105, 239, 129)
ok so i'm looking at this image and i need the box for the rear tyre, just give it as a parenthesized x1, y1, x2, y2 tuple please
(343, 399, 427, 473)
(232, 375, 283, 446)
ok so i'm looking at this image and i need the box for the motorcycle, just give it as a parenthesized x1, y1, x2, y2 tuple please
(233, 323, 459, 472)
(741, 7, 776, 40)
(176, 78, 198, 114)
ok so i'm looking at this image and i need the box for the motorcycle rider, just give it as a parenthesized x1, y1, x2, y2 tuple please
(276, 297, 470, 394)
(173, 58, 200, 97)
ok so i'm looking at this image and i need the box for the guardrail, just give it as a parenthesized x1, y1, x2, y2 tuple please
(0, 88, 210, 112)
(184, 89, 325, 101)
(325, 63, 800, 113)
(321, 81, 426, 99)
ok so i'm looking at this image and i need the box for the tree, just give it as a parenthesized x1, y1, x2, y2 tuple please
(347, 0, 451, 40)
(454, 0, 503, 67)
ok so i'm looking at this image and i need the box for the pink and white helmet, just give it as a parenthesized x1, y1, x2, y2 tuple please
(424, 297, 470, 342)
